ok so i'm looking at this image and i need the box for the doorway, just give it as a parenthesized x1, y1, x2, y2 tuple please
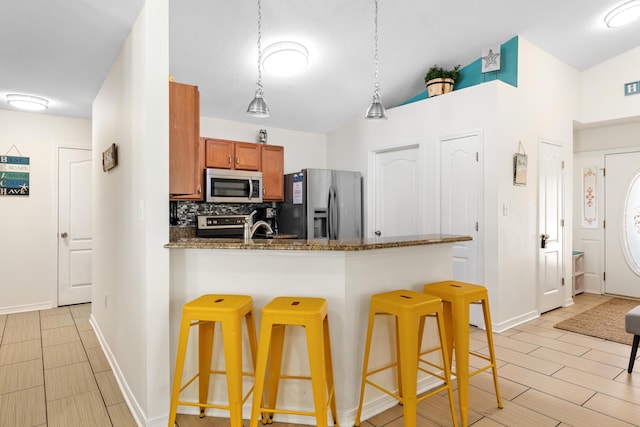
(538, 141, 565, 313)
(370, 144, 422, 237)
(440, 132, 482, 325)
(604, 151, 640, 298)
(58, 147, 92, 306)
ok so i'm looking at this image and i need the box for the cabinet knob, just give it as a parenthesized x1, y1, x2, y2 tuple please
(236, 156, 239, 165)
(60, 232, 69, 238)
(228, 155, 231, 165)
(374, 230, 381, 236)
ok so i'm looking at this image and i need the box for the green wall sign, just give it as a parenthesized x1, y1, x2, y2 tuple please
(624, 81, 639, 96)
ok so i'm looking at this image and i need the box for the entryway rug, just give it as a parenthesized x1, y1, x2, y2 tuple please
(554, 297, 640, 346)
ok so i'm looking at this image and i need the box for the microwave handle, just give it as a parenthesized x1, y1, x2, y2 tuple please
(248, 178, 253, 200)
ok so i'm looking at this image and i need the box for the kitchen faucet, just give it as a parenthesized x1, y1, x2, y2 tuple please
(244, 210, 274, 241)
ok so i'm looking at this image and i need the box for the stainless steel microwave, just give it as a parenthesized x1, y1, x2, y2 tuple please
(205, 169, 263, 203)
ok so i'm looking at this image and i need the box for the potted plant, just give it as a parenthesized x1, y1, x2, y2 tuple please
(424, 64, 461, 97)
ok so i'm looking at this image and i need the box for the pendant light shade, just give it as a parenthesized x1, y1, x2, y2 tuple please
(365, 0, 387, 120)
(247, 0, 270, 117)
(247, 90, 270, 117)
(366, 93, 386, 119)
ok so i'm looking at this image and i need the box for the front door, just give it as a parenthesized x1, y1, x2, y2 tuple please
(371, 145, 421, 237)
(538, 141, 565, 313)
(604, 151, 640, 298)
(58, 147, 92, 306)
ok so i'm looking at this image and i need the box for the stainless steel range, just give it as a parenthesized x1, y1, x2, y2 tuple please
(196, 214, 246, 238)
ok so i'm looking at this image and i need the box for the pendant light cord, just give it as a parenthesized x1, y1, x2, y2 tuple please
(373, 0, 380, 96)
(256, 0, 264, 95)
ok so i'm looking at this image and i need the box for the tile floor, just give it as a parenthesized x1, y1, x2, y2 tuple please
(175, 293, 640, 427)
(2, 294, 639, 426)
(0, 303, 137, 426)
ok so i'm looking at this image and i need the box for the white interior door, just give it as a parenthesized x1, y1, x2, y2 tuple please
(538, 142, 565, 313)
(440, 133, 481, 325)
(372, 145, 420, 237)
(58, 148, 92, 306)
(605, 151, 640, 298)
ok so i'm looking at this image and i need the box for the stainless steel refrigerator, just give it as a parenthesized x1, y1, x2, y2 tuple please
(278, 169, 362, 240)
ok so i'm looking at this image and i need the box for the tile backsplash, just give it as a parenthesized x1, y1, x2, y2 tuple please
(170, 201, 275, 226)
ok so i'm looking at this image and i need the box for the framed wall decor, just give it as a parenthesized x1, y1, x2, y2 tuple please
(513, 141, 527, 186)
(102, 143, 118, 172)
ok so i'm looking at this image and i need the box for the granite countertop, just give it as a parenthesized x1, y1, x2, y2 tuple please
(164, 234, 471, 251)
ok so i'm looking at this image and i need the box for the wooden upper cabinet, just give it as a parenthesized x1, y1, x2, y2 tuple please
(169, 81, 203, 200)
(204, 139, 260, 171)
(261, 145, 284, 201)
(205, 139, 234, 169)
(234, 142, 261, 171)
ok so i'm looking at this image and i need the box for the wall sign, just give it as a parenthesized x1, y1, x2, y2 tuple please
(0, 146, 30, 196)
(102, 143, 118, 172)
(624, 81, 640, 96)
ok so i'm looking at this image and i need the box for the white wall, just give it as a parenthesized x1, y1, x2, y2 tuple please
(327, 37, 580, 329)
(571, 46, 640, 298)
(580, 46, 640, 124)
(200, 116, 327, 173)
(0, 110, 91, 314)
(91, 0, 170, 425)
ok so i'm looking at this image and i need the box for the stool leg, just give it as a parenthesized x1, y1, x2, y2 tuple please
(355, 307, 377, 426)
(306, 320, 329, 427)
(198, 321, 215, 418)
(396, 312, 419, 427)
(250, 319, 274, 427)
(395, 315, 403, 400)
(222, 317, 244, 427)
(451, 299, 470, 427)
(168, 316, 192, 427)
(481, 300, 503, 409)
(629, 335, 640, 373)
(435, 311, 459, 427)
(265, 324, 286, 421)
(323, 317, 338, 425)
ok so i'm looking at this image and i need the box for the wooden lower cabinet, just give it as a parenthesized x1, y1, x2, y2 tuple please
(261, 145, 284, 201)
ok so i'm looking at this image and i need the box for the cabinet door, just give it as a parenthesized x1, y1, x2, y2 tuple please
(169, 82, 203, 200)
(261, 145, 284, 201)
(205, 138, 234, 169)
(234, 142, 261, 171)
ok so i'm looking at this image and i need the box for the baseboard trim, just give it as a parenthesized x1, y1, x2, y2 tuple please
(0, 301, 54, 315)
(90, 315, 146, 427)
(493, 309, 539, 333)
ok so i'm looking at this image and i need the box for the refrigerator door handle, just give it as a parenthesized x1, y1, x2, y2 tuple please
(333, 187, 339, 239)
(327, 187, 333, 239)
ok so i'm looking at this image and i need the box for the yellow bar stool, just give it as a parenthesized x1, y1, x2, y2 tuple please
(250, 297, 338, 427)
(168, 294, 258, 427)
(423, 281, 503, 426)
(355, 290, 458, 427)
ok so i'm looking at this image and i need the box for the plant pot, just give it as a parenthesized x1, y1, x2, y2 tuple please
(426, 78, 455, 97)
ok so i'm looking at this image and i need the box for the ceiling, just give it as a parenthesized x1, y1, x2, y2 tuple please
(2, 1, 639, 134)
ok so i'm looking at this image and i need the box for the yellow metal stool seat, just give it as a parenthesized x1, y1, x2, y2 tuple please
(168, 294, 258, 427)
(250, 297, 338, 427)
(423, 281, 503, 427)
(355, 290, 458, 427)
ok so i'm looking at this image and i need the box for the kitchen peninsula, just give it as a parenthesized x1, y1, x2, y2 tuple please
(166, 234, 470, 425)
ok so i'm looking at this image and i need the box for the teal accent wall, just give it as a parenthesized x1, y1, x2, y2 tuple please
(402, 36, 518, 105)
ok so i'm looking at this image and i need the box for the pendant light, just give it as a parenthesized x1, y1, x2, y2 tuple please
(365, 0, 387, 119)
(247, 0, 270, 117)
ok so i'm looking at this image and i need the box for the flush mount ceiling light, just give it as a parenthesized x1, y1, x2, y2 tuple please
(365, 0, 387, 120)
(6, 94, 49, 111)
(262, 42, 308, 76)
(605, 0, 640, 27)
(247, 0, 270, 118)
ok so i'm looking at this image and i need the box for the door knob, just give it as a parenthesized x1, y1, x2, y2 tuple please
(60, 232, 68, 238)
(374, 230, 381, 236)
(540, 234, 549, 248)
